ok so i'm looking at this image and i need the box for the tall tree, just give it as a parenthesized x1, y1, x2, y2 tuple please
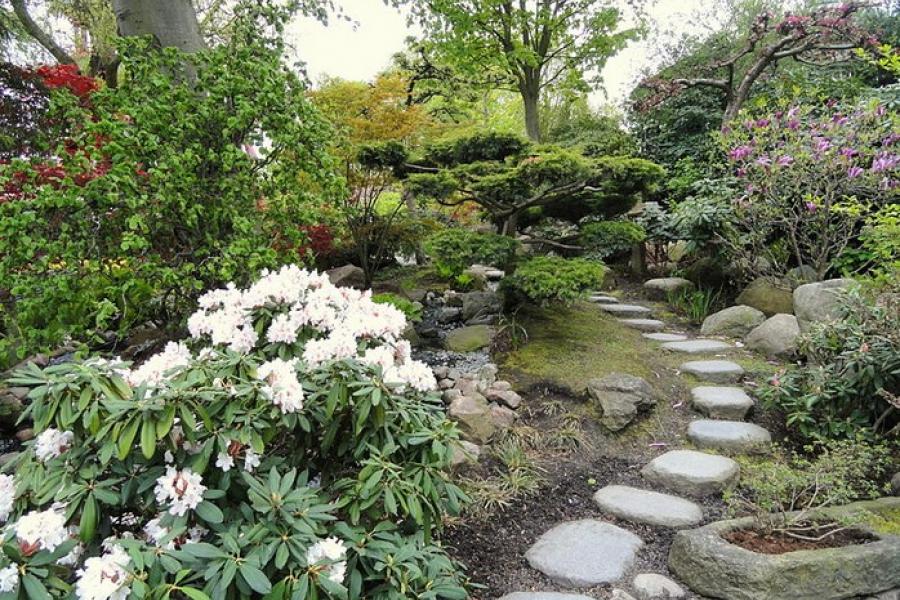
(111, 0, 204, 53)
(404, 0, 641, 141)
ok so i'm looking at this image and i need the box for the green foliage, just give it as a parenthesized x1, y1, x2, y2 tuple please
(760, 282, 900, 441)
(0, 18, 338, 368)
(501, 256, 605, 306)
(0, 267, 469, 599)
(373, 292, 422, 322)
(579, 221, 646, 260)
(837, 204, 900, 278)
(423, 131, 527, 167)
(669, 179, 738, 256)
(725, 439, 892, 534)
(667, 287, 723, 324)
(423, 228, 519, 278)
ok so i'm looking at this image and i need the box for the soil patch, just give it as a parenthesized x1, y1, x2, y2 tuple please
(723, 525, 876, 554)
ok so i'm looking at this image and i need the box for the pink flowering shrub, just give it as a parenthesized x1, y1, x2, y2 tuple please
(0, 265, 468, 599)
(720, 101, 900, 279)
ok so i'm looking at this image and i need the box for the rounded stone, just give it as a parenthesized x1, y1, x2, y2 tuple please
(601, 304, 654, 318)
(525, 519, 644, 587)
(661, 339, 733, 354)
(735, 277, 794, 316)
(620, 319, 666, 332)
(744, 313, 800, 358)
(793, 278, 853, 332)
(691, 386, 754, 420)
(641, 450, 739, 497)
(643, 333, 689, 342)
(593, 485, 704, 528)
(679, 360, 745, 384)
(687, 419, 772, 454)
(700, 305, 766, 338)
(632, 573, 686, 599)
(644, 277, 694, 299)
(499, 594, 596, 600)
(589, 295, 619, 304)
(444, 325, 494, 352)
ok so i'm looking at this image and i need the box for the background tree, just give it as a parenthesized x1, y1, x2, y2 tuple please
(404, 0, 641, 141)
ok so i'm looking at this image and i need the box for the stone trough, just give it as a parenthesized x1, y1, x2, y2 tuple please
(668, 498, 900, 600)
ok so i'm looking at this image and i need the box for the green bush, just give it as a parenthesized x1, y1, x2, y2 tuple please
(760, 282, 900, 441)
(0, 18, 338, 368)
(0, 265, 468, 598)
(501, 256, 606, 305)
(423, 228, 519, 278)
(373, 292, 422, 322)
(579, 221, 646, 259)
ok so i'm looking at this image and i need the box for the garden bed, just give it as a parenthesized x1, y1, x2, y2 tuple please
(723, 524, 875, 554)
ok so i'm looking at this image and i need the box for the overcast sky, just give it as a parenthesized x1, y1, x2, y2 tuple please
(288, 0, 719, 108)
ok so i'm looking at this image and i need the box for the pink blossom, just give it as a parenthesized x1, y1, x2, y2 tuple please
(873, 152, 899, 173)
(776, 155, 794, 167)
(847, 166, 864, 179)
(729, 145, 753, 161)
(805, 202, 818, 212)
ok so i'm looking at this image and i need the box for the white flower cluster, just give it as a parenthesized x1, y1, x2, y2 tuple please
(306, 537, 347, 584)
(0, 564, 17, 593)
(14, 506, 68, 553)
(0, 474, 14, 522)
(257, 358, 305, 413)
(154, 467, 206, 516)
(215, 443, 260, 472)
(34, 428, 74, 462)
(75, 544, 130, 600)
(187, 265, 435, 391)
(127, 342, 192, 388)
(143, 517, 206, 550)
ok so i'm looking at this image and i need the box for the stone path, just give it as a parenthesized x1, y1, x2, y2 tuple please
(507, 287, 775, 599)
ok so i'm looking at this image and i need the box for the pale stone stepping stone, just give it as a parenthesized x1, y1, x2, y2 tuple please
(589, 294, 619, 304)
(661, 339, 733, 354)
(641, 450, 739, 497)
(499, 594, 595, 600)
(525, 519, 643, 587)
(691, 386, 754, 420)
(620, 319, 666, 332)
(632, 573, 686, 599)
(642, 332, 688, 342)
(687, 419, 772, 453)
(679, 360, 744, 383)
(600, 304, 653, 318)
(593, 485, 703, 528)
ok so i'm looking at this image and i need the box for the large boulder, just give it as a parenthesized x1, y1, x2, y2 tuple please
(326, 264, 365, 289)
(461, 291, 501, 323)
(586, 373, 656, 432)
(0, 387, 26, 430)
(793, 278, 853, 332)
(744, 314, 801, 358)
(444, 325, 494, 352)
(644, 277, 694, 300)
(735, 278, 794, 316)
(700, 306, 766, 338)
(447, 395, 496, 444)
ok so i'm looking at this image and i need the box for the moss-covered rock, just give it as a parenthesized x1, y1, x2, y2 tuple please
(735, 278, 794, 316)
(444, 325, 494, 352)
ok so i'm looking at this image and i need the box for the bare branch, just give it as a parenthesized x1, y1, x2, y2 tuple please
(11, 0, 77, 65)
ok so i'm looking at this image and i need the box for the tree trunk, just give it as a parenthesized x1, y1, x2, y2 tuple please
(112, 0, 205, 53)
(502, 212, 519, 237)
(523, 90, 541, 142)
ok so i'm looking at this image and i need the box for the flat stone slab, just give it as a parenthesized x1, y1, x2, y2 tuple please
(593, 485, 704, 529)
(687, 419, 771, 453)
(661, 339, 733, 354)
(633, 573, 686, 599)
(525, 519, 643, 587)
(642, 450, 739, 497)
(601, 304, 653, 318)
(620, 319, 666, 332)
(589, 295, 619, 304)
(691, 386, 754, 420)
(643, 332, 689, 342)
(679, 360, 744, 383)
(499, 594, 596, 600)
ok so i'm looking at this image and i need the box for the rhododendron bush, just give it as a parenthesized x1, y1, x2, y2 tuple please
(720, 100, 900, 280)
(0, 265, 468, 599)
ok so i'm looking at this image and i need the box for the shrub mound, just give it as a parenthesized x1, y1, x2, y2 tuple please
(423, 229, 519, 278)
(501, 256, 606, 305)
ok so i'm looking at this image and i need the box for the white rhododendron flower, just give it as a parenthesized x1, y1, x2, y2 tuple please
(0, 564, 18, 593)
(34, 428, 74, 462)
(15, 507, 68, 553)
(154, 467, 206, 516)
(257, 358, 304, 413)
(384, 361, 438, 393)
(215, 452, 235, 472)
(244, 448, 261, 472)
(58, 539, 85, 567)
(127, 342, 192, 388)
(306, 537, 347, 584)
(0, 474, 14, 522)
(75, 545, 131, 600)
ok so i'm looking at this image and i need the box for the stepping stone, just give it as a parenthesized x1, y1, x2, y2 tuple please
(687, 419, 772, 453)
(643, 332, 688, 342)
(619, 319, 665, 332)
(661, 339, 732, 354)
(643, 277, 694, 300)
(525, 519, 643, 588)
(691, 386, 754, 420)
(632, 573, 686, 599)
(679, 360, 744, 383)
(600, 304, 653, 318)
(499, 595, 595, 600)
(641, 450, 739, 497)
(593, 485, 704, 528)
(589, 294, 619, 304)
